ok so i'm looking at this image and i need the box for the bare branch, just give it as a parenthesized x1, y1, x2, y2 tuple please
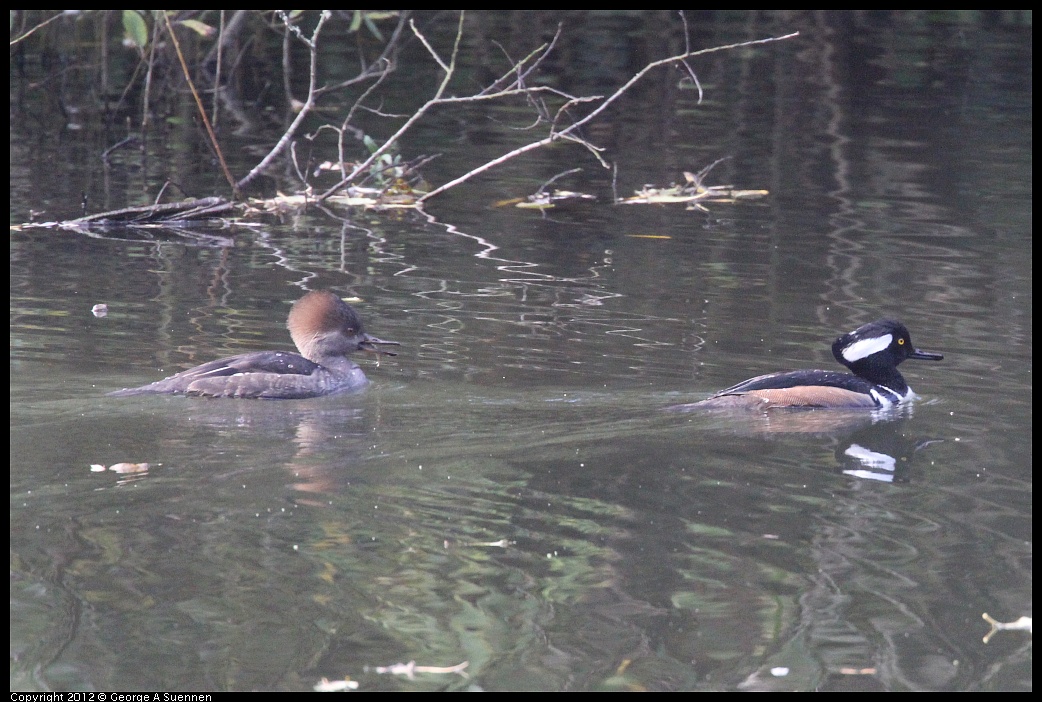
(9, 11, 64, 47)
(417, 31, 799, 203)
(236, 10, 332, 192)
(162, 12, 239, 195)
(315, 12, 408, 96)
(535, 167, 583, 195)
(480, 24, 563, 96)
(676, 11, 703, 104)
(317, 12, 467, 202)
(410, 17, 451, 73)
(558, 33, 799, 143)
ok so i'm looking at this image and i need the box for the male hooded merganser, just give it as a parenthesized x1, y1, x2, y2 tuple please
(668, 319, 943, 411)
(108, 291, 400, 399)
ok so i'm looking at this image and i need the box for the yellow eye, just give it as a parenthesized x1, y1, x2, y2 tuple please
(897, 338, 905, 345)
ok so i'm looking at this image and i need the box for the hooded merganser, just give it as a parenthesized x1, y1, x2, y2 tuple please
(108, 291, 400, 399)
(668, 319, 943, 411)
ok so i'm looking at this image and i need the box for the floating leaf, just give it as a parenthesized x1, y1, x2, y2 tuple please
(516, 189, 596, 209)
(314, 677, 359, 692)
(108, 462, 150, 474)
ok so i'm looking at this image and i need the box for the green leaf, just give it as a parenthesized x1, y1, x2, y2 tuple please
(122, 10, 149, 51)
(362, 15, 384, 42)
(177, 19, 215, 39)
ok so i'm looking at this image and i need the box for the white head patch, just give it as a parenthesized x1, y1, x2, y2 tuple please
(842, 333, 892, 362)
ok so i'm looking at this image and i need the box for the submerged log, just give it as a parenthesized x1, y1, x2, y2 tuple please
(20, 197, 238, 231)
(63, 197, 237, 225)
(17, 197, 242, 246)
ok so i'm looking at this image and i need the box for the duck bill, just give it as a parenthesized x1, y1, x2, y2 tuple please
(359, 334, 401, 357)
(910, 348, 943, 361)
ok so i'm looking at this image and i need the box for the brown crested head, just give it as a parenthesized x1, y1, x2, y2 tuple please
(287, 291, 367, 361)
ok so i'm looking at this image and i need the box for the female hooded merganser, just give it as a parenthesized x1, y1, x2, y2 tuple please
(108, 291, 399, 399)
(669, 319, 942, 411)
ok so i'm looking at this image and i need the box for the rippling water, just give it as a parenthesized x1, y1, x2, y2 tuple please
(11, 11, 1031, 692)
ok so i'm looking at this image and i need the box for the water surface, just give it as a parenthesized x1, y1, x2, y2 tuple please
(11, 11, 1031, 691)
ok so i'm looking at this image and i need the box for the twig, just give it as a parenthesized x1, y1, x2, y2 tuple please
(371, 660, 469, 680)
(416, 31, 798, 203)
(141, 14, 160, 129)
(235, 10, 332, 193)
(676, 11, 702, 104)
(481, 24, 562, 96)
(9, 11, 64, 47)
(317, 12, 466, 202)
(211, 11, 224, 128)
(281, 13, 294, 108)
(535, 168, 582, 195)
(101, 135, 140, 161)
(314, 12, 408, 96)
(163, 12, 239, 196)
(334, 61, 395, 180)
